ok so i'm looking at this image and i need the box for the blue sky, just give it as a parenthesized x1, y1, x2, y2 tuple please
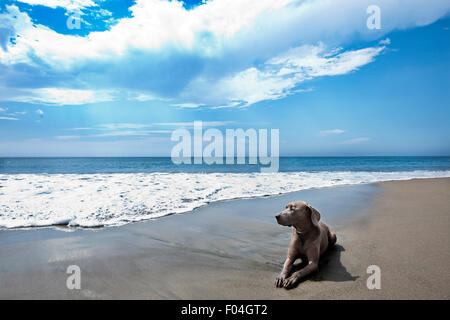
(0, 0, 449, 156)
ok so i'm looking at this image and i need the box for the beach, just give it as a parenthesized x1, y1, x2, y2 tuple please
(0, 178, 449, 299)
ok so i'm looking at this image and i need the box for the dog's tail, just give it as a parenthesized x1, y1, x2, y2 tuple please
(327, 229, 337, 247)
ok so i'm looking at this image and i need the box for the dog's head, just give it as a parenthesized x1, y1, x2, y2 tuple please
(275, 201, 320, 230)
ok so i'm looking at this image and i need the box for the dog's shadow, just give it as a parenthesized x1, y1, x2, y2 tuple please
(290, 244, 358, 288)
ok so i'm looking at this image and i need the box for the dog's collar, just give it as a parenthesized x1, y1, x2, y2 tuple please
(295, 229, 305, 237)
(295, 229, 306, 245)
(295, 228, 312, 238)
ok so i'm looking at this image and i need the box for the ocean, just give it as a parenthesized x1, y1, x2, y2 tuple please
(1, 156, 449, 229)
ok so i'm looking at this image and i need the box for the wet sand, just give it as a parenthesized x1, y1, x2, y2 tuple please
(0, 178, 449, 299)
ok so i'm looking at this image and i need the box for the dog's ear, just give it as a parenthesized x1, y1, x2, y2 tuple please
(307, 204, 321, 227)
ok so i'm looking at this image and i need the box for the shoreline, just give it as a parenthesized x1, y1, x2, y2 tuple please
(0, 178, 449, 299)
(2, 174, 449, 231)
(1, 170, 450, 230)
(1, 181, 377, 232)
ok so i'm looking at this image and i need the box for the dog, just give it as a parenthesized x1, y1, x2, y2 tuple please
(275, 201, 337, 289)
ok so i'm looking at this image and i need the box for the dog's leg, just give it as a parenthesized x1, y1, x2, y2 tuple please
(283, 247, 319, 289)
(275, 233, 301, 288)
(327, 229, 337, 247)
(283, 260, 318, 289)
(275, 257, 294, 287)
(323, 224, 337, 248)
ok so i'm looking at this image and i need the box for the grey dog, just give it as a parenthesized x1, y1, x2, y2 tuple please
(275, 201, 337, 289)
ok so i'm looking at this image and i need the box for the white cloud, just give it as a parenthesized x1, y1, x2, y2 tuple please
(0, 116, 18, 120)
(319, 129, 346, 136)
(154, 121, 235, 127)
(92, 130, 171, 137)
(70, 121, 236, 132)
(3, 0, 448, 67)
(56, 130, 171, 139)
(1, 1, 294, 67)
(97, 123, 150, 130)
(339, 137, 370, 145)
(171, 103, 205, 108)
(12, 88, 116, 105)
(1, 0, 449, 107)
(55, 121, 177, 140)
(0, 107, 27, 119)
(129, 93, 159, 102)
(70, 123, 155, 131)
(36, 109, 44, 115)
(210, 102, 242, 109)
(185, 44, 385, 107)
(268, 44, 385, 78)
(379, 38, 391, 45)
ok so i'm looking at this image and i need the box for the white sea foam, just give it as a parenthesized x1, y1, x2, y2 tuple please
(1, 170, 449, 229)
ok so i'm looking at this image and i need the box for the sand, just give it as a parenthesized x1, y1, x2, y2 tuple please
(0, 178, 449, 299)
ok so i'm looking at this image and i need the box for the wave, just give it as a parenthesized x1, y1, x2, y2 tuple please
(1, 170, 449, 229)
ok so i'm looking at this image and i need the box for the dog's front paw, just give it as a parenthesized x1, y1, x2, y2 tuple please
(275, 275, 286, 288)
(283, 276, 299, 289)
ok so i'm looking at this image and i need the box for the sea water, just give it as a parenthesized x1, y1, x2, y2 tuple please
(1, 157, 449, 229)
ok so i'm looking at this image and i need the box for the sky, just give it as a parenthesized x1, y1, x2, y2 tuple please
(0, 0, 449, 157)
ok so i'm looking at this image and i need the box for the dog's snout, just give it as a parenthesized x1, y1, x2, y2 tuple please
(275, 214, 281, 220)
